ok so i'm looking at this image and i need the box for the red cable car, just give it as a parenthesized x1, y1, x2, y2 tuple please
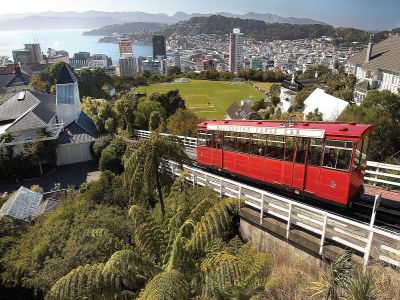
(196, 120, 374, 206)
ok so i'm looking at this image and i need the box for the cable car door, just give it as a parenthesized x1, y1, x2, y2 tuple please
(292, 137, 308, 190)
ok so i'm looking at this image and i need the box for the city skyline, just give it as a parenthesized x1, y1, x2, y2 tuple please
(1, 0, 399, 31)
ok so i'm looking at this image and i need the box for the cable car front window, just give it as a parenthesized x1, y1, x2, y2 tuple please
(322, 140, 354, 172)
(197, 130, 207, 147)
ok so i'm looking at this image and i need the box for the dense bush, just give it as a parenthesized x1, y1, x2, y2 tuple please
(98, 138, 127, 174)
(90, 135, 114, 161)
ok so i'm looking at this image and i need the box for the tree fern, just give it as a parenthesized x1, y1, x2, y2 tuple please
(47, 249, 160, 300)
(190, 198, 242, 254)
(137, 270, 190, 300)
(200, 242, 271, 299)
(128, 205, 167, 263)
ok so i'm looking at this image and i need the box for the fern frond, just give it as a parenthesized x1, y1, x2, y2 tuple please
(190, 198, 242, 254)
(47, 263, 106, 300)
(102, 250, 161, 291)
(137, 270, 190, 300)
(128, 205, 167, 262)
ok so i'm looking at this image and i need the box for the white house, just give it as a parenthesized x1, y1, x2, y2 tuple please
(347, 36, 400, 103)
(0, 64, 98, 166)
(303, 88, 349, 121)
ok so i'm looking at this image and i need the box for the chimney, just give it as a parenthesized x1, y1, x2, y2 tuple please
(291, 73, 295, 84)
(315, 70, 319, 79)
(365, 35, 373, 62)
(14, 64, 21, 75)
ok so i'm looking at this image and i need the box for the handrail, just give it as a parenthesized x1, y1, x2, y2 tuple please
(166, 160, 400, 269)
(134, 130, 400, 190)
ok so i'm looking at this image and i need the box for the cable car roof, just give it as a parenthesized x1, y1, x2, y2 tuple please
(197, 120, 374, 139)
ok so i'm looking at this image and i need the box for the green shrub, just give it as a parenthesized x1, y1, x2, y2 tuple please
(99, 138, 127, 174)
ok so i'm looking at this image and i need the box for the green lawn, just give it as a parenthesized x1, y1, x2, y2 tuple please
(253, 82, 274, 93)
(135, 80, 265, 119)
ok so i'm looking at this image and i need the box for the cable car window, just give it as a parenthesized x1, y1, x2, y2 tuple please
(266, 135, 285, 160)
(211, 131, 223, 149)
(296, 137, 309, 164)
(322, 140, 354, 172)
(353, 140, 363, 170)
(236, 133, 250, 153)
(223, 131, 236, 152)
(205, 131, 213, 147)
(361, 136, 369, 164)
(285, 137, 296, 161)
(250, 134, 266, 156)
(307, 138, 324, 166)
(197, 130, 207, 147)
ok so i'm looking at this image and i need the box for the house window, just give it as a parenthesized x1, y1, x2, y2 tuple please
(57, 84, 75, 104)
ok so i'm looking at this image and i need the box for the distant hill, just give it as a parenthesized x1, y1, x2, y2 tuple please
(0, 10, 327, 30)
(83, 22, 165, 36)
(161, 15, 370, 43)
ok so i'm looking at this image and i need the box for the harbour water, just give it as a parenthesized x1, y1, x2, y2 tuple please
(0, 29, 153, 65)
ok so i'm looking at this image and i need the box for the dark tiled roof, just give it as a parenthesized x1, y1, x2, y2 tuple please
(347, 36, 400, 72)
(58, 112, 98, 144)
(0, 91, 56, 133)
(76, 111, 99, 138)
(57, 64, 77, 84)
(6, 111, 46, 132)
(226, 102, 258, 120)
(0, 72, 30, 89)
(31, 91, 56, 124)
(0, 91, 39, 122)
(0, 186, 43, 221)
(281, 79, 319, 92)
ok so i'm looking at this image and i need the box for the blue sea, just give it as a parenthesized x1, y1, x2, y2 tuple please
(0, 29, 153, 66)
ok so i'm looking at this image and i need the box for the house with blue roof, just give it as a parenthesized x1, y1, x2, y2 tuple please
(0, 64, 98, 166)
(0, 186, 61, 222)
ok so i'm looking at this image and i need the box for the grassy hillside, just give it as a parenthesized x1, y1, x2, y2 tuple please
(135, 80, 265, 119)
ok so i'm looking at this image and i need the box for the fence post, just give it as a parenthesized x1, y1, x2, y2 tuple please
(260, 194, 265, 225)
(192, 171, 196, 186)
(374, 165, 380, 186)
(219, 179, 223, 198)
(286, 203, 292, 240)
(319, 215, 328, 255)
(238, 186, 242, 200)
(363, 194, 381, 271)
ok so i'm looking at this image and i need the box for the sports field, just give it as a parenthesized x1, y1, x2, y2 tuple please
(253, 82, 274, 92)
(135, 80, 265, 119)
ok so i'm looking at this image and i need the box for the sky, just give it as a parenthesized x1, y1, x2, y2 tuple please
(1, 0, 399, 31)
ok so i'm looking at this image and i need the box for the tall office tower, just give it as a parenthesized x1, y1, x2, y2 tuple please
(118, 39, 133, 56)
(229, 28, 244, 73)
(118, 54, 137, 77)
(152, 35, 166, 59)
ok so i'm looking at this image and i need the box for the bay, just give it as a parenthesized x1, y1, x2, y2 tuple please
(0, 29, 153, 66)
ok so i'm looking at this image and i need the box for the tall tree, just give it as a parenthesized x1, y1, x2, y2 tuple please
(123, 133, 188, 217)
(150, 90, 186, 117)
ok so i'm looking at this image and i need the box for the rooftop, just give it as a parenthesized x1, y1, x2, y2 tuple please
(347, 36, 400, 73)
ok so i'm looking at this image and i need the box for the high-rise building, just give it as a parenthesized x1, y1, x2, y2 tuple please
(142, 56, 161, 75)
(152, 35, 166, 59)
(174, 52, 181, 67)
(118, 53, 137, 77)
(229, 29, 244, 73)
(250, 57, 263, 70)
(12, 43, 42, 64)
(118, 39, 133, 56)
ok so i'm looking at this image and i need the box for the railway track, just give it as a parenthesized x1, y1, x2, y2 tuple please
(192, 161, 400, 232)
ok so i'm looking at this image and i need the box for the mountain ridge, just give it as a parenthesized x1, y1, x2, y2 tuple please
(0, 10, 327, 30)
